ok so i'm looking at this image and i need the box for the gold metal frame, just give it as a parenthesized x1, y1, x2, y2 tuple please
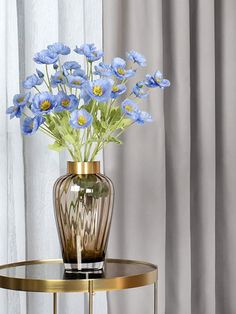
(67, 161, 100, 174)
(0, 258, 157, 293)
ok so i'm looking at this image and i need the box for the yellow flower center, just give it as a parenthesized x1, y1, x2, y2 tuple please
(17, 97, 25, 103)
(78, 116, 87, 126)
(155, 77, 161, 83)
(125, 105, 133, 112)
(30, 121, 34, 129)
(112, 86, 119, 92)
(40, 100, 51, 111)
(93, 85, 103, 96)
(72, 80, 81, 86)
(61, 99, 70, 107)
(117, 67, 125, 75)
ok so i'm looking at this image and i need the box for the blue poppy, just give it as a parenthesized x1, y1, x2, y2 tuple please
(145, 70, 170, 88)
(121, 99, 139, 120)
(74, 43, 103, 62)
(23, 74, 43, 89)
(111, 84, 127, 99)
(136, 111, 153, 124)
(31, 92, 56, 115)
(133, 81, 148, 98)
(22, 115, 45, 135)
(54, 92, 79, 112)
(84, 78, 113, 102)
(94, 63, 113, 77)
(36, 69, 44, 78)
(63, 61, 81, 71)
(80, 88, 91, 104)
(6, 105, 24, 119)
(127, 50, 146, 67)
(111, 57, 135, 80)
(51, 71, 67, 87)
(33, 49, 59, 64)
(72, 68, 87, 79)
(67, 75, 86, 89)
(47, 42, 70, 55)
(69, 109, 93, 129)
(13, 93, 31, 106)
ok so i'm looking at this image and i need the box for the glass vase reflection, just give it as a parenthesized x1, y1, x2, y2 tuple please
(53, 161, 114, 272)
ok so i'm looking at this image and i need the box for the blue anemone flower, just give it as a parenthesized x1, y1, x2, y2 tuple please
(69, 109, 93, 129)
(23, 74, 43, 89)
(36, 69, 44, 78)
(33, 49, 59, 64)
(67, 75, 86, 89)
(121, 99, 139, 120)
(133, 81, 148, 98)
(63, 61, 81, 71)
(84, 78, 113, 102)
(51, 71, 66, 87)
(145, 70, 170, 88)
(94, 63, 113, 77)
(54, 92, 79, 112)
(111, 57, 135, 80)
(47, 42, 71, 55)
(111, 84, 127, 99)
(74, 44, 104, 62)
(22, 115, 45, 135)
(127, 50, 146, 67)
(31, 92, 56, 115)
(136, 111, 153, 124)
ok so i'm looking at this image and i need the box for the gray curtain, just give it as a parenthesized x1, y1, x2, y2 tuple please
(103, 0, 236, 314)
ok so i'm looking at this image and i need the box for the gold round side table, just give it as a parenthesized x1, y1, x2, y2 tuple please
(0, 258, 158, 314)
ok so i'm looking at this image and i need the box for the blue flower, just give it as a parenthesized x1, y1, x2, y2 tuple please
(13, 93, 31, 106)
(127, 50, 146, 67)
(51, 71, 66, 87)
(94, 63, 113, 77)
(121, 99, 139, 120)
(80, 88, 91, 104)
(7, 93, 31, 118)
(54, 92, 79, 112)
(63, 61, 81, 71)
(6, 105, 24, 119)
(33, 49, 59, 64)
(111, 57, 135, 80)
(23, 74, 43, 89)
(145, 70, 170, 88)
(136, 111, 153, 124)
(72, 68, 87, 79)
(67, 75, 86, 89)
(47, 42, 71, 55)
(22, 115, 45, 135)
(31, 92, 56, 114)
(84, 78, 113, 102)
(36, 69, 44, 78)
(69, 109, 93, 129)
(74, 43, 103, 62)
(111, 84, 127, 99)
(133, 81, 148, 98)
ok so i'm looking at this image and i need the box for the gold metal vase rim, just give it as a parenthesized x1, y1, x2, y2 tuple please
(67, 161, 100, 174)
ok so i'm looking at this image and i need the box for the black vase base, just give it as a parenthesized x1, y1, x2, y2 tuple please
(64, 261, 104, 273)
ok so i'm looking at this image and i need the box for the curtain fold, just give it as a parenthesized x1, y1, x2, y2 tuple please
(103, 0, 236, 313)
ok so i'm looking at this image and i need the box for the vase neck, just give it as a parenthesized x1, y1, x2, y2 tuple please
(67, 161, 100, 174)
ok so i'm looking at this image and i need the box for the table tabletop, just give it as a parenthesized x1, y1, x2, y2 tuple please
(0, 258, 157, 293)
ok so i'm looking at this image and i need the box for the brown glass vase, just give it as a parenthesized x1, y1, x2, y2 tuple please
(53, 161, 114, 272)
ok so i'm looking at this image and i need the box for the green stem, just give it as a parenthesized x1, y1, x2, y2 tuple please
(45, 65, 52, 92)
(33, 86, 41, 93)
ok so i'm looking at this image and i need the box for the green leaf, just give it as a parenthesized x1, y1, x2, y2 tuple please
(48, 142, 65, 152)
(106, 136, 122, 145)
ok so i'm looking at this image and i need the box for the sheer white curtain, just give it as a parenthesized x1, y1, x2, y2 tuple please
(1, 0, 106, 313)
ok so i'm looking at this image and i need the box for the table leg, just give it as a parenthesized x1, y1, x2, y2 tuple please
(53, 292, 57, 314)
(154, 281, 158, 314)
(88, 281, 94, 314)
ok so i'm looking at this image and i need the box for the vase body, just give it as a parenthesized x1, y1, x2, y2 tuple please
(53, 161, 114, 272)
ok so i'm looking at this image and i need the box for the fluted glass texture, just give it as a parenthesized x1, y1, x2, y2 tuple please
(53, 173, 114, 271)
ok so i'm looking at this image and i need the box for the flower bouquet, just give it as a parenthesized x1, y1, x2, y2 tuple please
(6, 42, 170, 271)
